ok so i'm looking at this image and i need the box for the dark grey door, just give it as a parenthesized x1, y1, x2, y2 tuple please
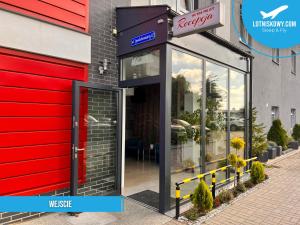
(71, 81, 122, 196)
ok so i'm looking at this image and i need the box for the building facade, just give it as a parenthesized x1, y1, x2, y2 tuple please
(228, 0, 300, 133)
(0, 0, 298, 224)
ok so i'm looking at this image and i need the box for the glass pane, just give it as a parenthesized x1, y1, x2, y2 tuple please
(205, 62, 228, 171)
(151, 0, 177, 10)
(230, 70, 245, 158)
(178, 0, 191, 12)
(77, 88, 118, 195)
(170, 50, 203, 206)
(131, 0, 150, 6)
(122, 49, 160, 80)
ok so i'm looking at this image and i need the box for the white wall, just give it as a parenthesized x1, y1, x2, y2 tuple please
(0, 9, 91, 63)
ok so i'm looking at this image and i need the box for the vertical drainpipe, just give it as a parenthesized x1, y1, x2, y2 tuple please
(249, 57, 253, 161)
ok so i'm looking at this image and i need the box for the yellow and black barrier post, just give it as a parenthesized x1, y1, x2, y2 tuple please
(175, 184, 180, 219)
(211, 172, 216, 199)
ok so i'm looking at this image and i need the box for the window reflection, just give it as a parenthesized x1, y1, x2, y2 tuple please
(230, 70, 245, 157)
(122, 50, 160, 80)
(205, 62, 228, 172)
(131, 0, 192, 12)
(170, 50, 203, 204)
(151, 0, 177, 10)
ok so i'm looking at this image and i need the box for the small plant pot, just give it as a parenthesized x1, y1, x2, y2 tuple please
(276, 146, 282, 156)
(288, 141, 299, 150)
(268, 147, 277, 159)
(258, 151, 269, 163)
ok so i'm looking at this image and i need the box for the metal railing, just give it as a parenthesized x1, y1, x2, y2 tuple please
(175, 157, 257, 219)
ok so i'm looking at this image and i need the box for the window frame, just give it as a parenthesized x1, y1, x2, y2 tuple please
(291, 108, 296, 130)
(271, 106, 279, 121)
(239, 4, 251, 46)
(272, 48, 280, 65)
(291, 50, 296, 75)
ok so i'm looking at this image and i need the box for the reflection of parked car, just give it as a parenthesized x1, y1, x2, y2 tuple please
(171, 124, 187, 145)
(172, 119, 193, 138)
(191, 125, 210, 133)
(85, 115, 116, 127)
(230, 117, 244, 131)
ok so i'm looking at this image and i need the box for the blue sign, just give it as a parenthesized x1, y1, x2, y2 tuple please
(0, 196, 124, 212)
(131, 31, 156, 47)
(241, 0, 300, 48)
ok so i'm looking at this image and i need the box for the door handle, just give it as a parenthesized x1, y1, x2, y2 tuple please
(74, 147, 85, 154)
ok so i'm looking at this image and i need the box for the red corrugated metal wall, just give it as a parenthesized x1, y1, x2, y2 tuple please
(0, 0, 89, 32)
(0, 47, 88, 196)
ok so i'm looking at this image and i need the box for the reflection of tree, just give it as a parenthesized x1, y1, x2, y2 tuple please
(172, 74, 194, 169)
(172, 74, 191, 117)
(172, 74, 226, 144)
(206, 75, 226, 131)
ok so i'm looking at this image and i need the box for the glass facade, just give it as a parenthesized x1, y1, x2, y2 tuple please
(121, 49, 160, 80)
(169, 50, 248, 206)
(230, 70, 245, 158)
(205, 62, 228, 174)
(120, 45, 249, 212)
(170, 50, 203, 204)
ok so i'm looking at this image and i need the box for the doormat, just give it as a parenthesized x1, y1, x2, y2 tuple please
(128, 190, 176, 209)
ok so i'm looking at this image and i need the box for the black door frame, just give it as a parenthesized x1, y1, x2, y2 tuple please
(70, 81, 122, 196)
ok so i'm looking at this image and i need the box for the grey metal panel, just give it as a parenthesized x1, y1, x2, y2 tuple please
(169, 34, 248, 72)
(70, 81, 80, 196)
(117, 14, 169, 56)
(116, 6, 169, 32)
(159, 44, 171, 213)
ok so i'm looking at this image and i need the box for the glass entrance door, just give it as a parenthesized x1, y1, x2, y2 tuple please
(71, 81, 122, 196)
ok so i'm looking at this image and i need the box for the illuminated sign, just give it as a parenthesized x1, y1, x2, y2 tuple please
(131, 31, 156, 47)
(173, 2, 225, 37)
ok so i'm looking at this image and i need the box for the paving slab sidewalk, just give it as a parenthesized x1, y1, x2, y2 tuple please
(201, 149, 300, 225)
(14, 199, 179, 225)
(16, 199, 179, 225)
(15, 150, 300, 225)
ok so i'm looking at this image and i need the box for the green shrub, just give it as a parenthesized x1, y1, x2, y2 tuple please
(250, 161, 265, 184)
(267, 119, 288, 149)
(232, 182, 246, 197)
(232, 188, 239, 197)
(192, 180, 213, 212)
(235, 182, 246, 193)
(288, 136, 294, 143)
(218, 190, 234, 204)
(184, 207, 202, 221)
(252, 108, 268, 157)
(244, 180, 255, 189)
(227, 153, 238, 166)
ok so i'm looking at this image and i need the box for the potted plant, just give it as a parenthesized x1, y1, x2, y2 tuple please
(229, 137, 246, 184)
(267, 119, 288, 158)
(268, 141, 281, 158)
(292, 124, 300, 140)
(251, 108, 269, 162)
(290, 124, 300, 149)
